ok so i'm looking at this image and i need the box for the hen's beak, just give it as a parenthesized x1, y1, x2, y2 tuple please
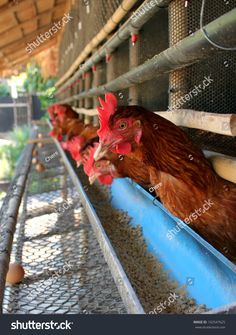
(94, 143, 109, 161)
(76, 160, 82, 167)
(89, 174, 98, 185)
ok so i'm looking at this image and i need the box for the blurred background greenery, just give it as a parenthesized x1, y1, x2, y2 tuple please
(23, 62, 57, 110)
(0, 125, 30, 180)
(0, 62, 57, 110)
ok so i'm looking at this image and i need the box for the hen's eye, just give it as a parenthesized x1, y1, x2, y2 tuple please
(95, 162, 101, 168)
(119, 121, 127, 130)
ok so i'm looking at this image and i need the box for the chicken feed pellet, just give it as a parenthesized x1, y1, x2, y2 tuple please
(76, 167, 208, 314)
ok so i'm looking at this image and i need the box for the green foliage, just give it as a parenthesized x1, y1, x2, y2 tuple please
(0, 126, 30, 179)
(23, 62, 57, 109)
(40, 112, 49, 122)
(0, 82, 10, 97)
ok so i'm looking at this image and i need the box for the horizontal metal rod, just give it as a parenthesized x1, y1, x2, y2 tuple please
(58, 7, 236, 104)
(56, 0, 171, 94)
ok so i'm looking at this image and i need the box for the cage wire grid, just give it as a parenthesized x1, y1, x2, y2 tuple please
(61, 0, 236, 156)
(2, 139, 126, 314)
(59, 0, 124, 78)
(169, 0, 236, 156)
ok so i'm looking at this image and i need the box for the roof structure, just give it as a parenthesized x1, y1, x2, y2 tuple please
(0, 0, 71, 76)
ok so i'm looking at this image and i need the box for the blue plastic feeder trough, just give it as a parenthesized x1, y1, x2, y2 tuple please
(111, 178, 236, 310)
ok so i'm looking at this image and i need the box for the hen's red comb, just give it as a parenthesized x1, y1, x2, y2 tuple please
(97, 93, 117, 140)
(83, 143, 99, 176)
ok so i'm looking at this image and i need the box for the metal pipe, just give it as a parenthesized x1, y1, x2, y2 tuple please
(57, 0, 171, 94)
(129, 33, 140, 105)
(58, 7, 236, 104)
(56, 0, 140, 88)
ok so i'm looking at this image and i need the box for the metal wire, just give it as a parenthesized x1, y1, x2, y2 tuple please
(200, 0, 236, 51)
(169, 0, 236, 156)
(2, 130, 126, 314)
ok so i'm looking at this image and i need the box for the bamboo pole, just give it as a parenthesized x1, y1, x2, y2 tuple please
(57, 8, 236, 103)
(208, 155, 236, 184)
(73, 108, 102, 116)
(71, 107, 236, 137)
(156, 110, 236, 137)
(57, 0, 171, 94)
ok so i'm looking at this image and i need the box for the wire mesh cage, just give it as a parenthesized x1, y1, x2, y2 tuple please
(168, 0, 236, 155)
(1, 134, 126, 314)
(57, 0, 236, 156)
(59, 0, 124, 77)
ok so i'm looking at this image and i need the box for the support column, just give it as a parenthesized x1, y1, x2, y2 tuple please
(129, 37, 140, 105)
(79, 79, 84, 122)
(84, 70, 93, 124)
(168, 0, 188, 110)
(92, 63, 103, 126)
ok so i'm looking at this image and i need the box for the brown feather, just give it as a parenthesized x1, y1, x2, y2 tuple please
(111, 106, 236, 261)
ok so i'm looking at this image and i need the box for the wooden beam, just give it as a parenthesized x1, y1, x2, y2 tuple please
(0, 23, 56, 54)
(0, 51, 9, 66)
(12, 3, 24, 40)
(9, 39, 57, 66)
(34, 0, 38, 32)
(10, 40, 56, 64)
(51, 0, 56, 24)
(0, 0, 34, 16)
(0, 3, 66, 41)
(7, 47, 34, 61)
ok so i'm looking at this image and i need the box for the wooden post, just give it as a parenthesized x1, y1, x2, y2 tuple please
(92, 63, 103, 126)
(13, 98, 17, 128)
(27, 94, 32, 126)
(79, 79, 84, 122)
(168, 0, 188, 109)
(84, 70, 93, 124)
(129, 36, 139, 105)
